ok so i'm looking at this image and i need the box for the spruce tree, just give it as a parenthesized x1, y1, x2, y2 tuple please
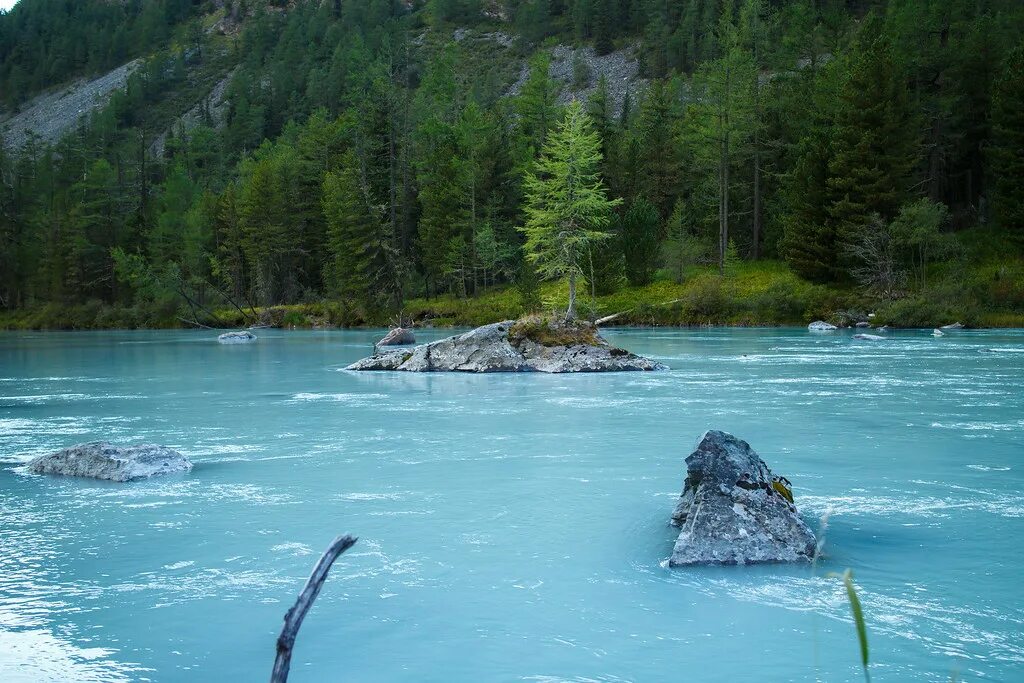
(633, 80, 678, 219)
(621, 197, 660, 286)
(593, 0, 614, 55)
(826, 18, 920, 251)
(989, 42, 1024, 234)
(322, 151, 398, 307)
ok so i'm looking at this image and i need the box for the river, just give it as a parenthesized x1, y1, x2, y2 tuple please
(1, 328, 1022, 682)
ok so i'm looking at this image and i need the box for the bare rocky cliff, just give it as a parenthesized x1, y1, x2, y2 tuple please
(0, 59, 141, 150)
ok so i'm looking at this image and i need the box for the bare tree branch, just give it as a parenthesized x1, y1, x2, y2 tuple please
(270, 535, 358, 683)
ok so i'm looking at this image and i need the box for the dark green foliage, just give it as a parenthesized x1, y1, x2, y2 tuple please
(621, 197, 660, 286)
(826, 17, 920, 249)
(0, 0, 198, 107)
(1, 0, 1022, 329)
(990, 42, 1024, 234)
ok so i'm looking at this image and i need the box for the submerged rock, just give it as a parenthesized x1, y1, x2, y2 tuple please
(933, 329, 944, 337)
(853, 333, 886, 341)
(377, 327, 416, 347)
(28, 442, 193, 482)
(808, 321, 837, 332)
(669, 431, 816, 567)
(218, 330, 257, 344)
(347, 320, 666, 373)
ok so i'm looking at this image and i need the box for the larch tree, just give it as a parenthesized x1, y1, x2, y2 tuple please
(685, 8, 757, 275)
(520, 101, 621, 322)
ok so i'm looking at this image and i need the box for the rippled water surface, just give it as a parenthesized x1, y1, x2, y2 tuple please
(1, 328, 1023, 682)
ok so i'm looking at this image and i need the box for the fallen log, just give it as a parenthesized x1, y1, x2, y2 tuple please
(270, 535, 358, 683)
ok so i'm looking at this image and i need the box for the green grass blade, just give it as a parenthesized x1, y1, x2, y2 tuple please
(841, 569, 870, 682)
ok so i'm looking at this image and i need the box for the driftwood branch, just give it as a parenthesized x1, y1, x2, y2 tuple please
(594, 312, 622, 326)
(176, 316, 218, 330)
(270, 534, 358, 683)
(594, 298, 686, 326)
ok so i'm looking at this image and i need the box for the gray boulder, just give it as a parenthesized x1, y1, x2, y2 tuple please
(669, 431, 816, 567)
(941, 322, 965, 330)
(347, 320, 666, 373)
(28, 442, 193, 482)
(218, 330, 257, 344)
(853, 333, 886, 341)
(808, 321, 837, 332)
(376, 327, 416, 346)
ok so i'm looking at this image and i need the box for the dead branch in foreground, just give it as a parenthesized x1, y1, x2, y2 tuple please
(270, 535, 358, 683)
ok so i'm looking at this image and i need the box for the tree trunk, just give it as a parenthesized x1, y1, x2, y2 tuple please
(752, 145, 761, 259)
(752, 8, 762, 259)
(723, 131, 730, 274)
(565, 271, 577, 322)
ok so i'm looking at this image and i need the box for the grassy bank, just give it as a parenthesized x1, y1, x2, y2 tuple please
(3, 258, 1022, 331)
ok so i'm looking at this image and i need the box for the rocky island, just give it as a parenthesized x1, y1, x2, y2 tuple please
(669, 431, 816, 566)
(347, 317, 666, 373)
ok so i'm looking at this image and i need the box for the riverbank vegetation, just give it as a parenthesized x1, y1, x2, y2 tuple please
(3, 252, 1021, 330)
(1, 0, 1022, 330)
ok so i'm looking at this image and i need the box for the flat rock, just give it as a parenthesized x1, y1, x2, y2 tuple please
(347, 321, 666, 373)
(28, 442, 193, 482)
(941, 322, 965, 330)
(377, 327, 416, 346)
(669, 431, 816, 567)
(218, 331, 257, 343)
(808, 321, 837, 331)
(853, 333, 886, 340)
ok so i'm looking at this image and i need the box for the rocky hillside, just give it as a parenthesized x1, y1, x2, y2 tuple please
(0, 59, 141, 149)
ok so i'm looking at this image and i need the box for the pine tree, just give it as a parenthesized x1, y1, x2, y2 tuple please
(520, 101, 621, 321)
(989, 42, 1024, 234)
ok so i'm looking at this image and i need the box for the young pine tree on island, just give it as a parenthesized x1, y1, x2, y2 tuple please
(520, 101, 621, 322)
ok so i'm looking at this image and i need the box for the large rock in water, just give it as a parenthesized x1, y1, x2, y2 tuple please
(347, 320, 666, 373)
(669, 431, 816, 566)
(28, 442, 193, 482)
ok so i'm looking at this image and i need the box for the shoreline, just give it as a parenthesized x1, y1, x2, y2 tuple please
(4, 261, 1022, 332)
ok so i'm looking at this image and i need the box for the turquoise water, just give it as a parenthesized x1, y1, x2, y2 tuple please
(1, 328, 1023, 682)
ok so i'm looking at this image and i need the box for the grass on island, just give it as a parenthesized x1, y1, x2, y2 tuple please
(508, 314, 602, 347)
